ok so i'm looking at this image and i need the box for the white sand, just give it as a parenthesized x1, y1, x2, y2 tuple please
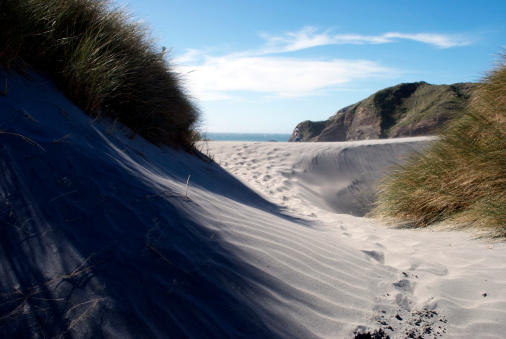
(204, 140, 506, 338)
(1, 71, 505, 338)
(203, 139, 433, 217)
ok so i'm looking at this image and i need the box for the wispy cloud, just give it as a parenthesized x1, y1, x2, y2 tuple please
(259, 26, 472, 53)
(175, 27, 472, 101)
(380, 32, 472, 48)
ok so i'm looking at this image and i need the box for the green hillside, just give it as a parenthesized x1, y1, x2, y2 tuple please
(293, 81, 476, 142)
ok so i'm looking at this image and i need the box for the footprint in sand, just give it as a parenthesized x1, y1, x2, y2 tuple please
(409, 260, 448, 276)
(393, 279, 414, 293)
(362, 250, 385, 264)
(282, 180, 292, 187)
(395, 293, 413, 311)
(281, 170, 295, 178)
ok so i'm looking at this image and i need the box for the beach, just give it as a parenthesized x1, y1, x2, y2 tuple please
(1, 71, 505, 338)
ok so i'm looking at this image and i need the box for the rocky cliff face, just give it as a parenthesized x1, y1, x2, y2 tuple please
(290, 81, 476, 142)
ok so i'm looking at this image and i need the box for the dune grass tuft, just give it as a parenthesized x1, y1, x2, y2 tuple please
(0, 0, 200, 149)
(372, 53, 506, 237)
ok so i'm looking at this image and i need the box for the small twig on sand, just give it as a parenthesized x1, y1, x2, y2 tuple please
(146, 243, 192, 276)
(22, 111, 38, 123)
(52, 133, 72, 144)
(146, 191, 165, 199)
(64, 298, 104, 331)
(0, 131, 45, 152)
(185, 175, 191, 199)
(105, 118, 118, 135)
(126, 144, 146, 158)
(48, 190, 78, 204)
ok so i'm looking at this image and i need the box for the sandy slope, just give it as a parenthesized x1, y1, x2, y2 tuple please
(202, 139, 433, 217)
(205, 140, 506, 338)
(1, 71, 505, 338)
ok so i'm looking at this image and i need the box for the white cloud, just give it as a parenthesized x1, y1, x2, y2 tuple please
(178, 55, 394, 100)
(175, 27, 471, 101)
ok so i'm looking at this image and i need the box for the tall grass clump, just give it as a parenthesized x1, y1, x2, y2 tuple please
(372, 53, 506, 237)
(0, 0, 200, 149)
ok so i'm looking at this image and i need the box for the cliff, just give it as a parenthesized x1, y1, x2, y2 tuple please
(291, 81, 476, 142)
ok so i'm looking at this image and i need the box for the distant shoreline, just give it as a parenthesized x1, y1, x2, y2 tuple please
(204, 132, 292, 142)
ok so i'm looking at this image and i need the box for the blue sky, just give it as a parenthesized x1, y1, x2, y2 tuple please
(121, 0, 506, 133)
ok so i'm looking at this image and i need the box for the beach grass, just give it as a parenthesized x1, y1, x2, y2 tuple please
(372, 53, 506, 236)
(0, 0, 200, 149)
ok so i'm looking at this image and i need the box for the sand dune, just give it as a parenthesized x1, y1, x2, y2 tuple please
(1, 71, 505, 338)
(204, 139, 433, 217)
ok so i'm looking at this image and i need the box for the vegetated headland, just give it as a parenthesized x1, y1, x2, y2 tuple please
(291, 81, 476, 142)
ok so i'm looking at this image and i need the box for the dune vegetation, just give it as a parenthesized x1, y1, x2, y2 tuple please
(0, 0, 200, 149)
(373, 54, 506, 237)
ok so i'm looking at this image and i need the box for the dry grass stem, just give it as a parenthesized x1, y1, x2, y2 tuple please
(185, 175, 191, 199)
(0, 131, 45, 151)
(52, 133, 72, 144)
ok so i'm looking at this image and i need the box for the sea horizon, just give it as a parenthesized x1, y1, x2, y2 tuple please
(204, 132, 292, 142)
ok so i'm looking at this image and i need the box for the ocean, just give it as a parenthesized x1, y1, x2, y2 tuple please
(205, 133, 292, 142)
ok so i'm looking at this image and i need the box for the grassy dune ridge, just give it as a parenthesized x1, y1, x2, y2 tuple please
(373, 54, 506, 236)
(0, 0, 200, 149)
